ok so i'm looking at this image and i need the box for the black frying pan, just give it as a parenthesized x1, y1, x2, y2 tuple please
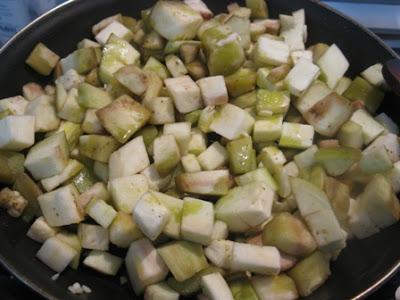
(0, 0, 399, 299)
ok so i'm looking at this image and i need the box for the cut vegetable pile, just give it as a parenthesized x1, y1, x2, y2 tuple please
(0, 0, 399, 299)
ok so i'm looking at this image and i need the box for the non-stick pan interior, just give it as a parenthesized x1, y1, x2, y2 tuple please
(0, 1, 399, 299)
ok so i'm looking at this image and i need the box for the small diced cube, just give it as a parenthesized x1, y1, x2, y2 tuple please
(133, 193, 170, 241)
(163, 122, 192, 155)
(197, 142, 228, 171)
(109, 136, 150, 180)
(285, 58, 320, 96)
(350, 109, 385, 145)
(361, 63, 388, 90)
(79, 135, 120, 163)
(141, 164, 172, 192)
(82, 109, 105, 134)
(109, 212, 143, 248)
(259, 146, 287, 174)
(0, 96, 28, 115)
(211, 220, 229, 240)
(181, 197, 214, 245)
(125, 238, 169, 294)
(197, 76, 228, 106)
(153, 134, 181, 177)
(291, 50, 313, 65)
(26, 216, 58, 243)
(36, 237, 77, 273)
(41, 159, 84, 192)
(253, 115, 283, 143)
(144, 97, 175, 125)
(86, 198, 117, 228)
(210, 104, 255, 140)
(38, 184, 82, 227)
(181, 154, 202, 173)
(317, 44, 349, 89)
(95, 21, 133, 45)
(165, 76, 203, 113)
(0, 116, 35, 151)
(23, 83, 44, 101)
(253, 36, 290, 66)
(109, 175, 149, 213)
(201, 273, 234, 300)
(256, 90, 290, 116)
(166, 54, 188, 78)
(25, 43, 60, 76)
(188, 128, 207, 155)
(78, 223, 109, 251)
(83, 250, 123, 276)
(279, 122, 314, 150)
(115, 65, 148, 96)
(145, 283, 180, 300)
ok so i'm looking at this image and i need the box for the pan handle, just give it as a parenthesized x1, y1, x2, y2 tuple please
(383, 59, 400, 96)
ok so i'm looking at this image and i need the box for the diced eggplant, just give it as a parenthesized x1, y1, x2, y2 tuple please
(201, 272, 234, 300)
(95, 21, 133, 45)
(41, 159, 84, 192)
(350, 109, 385, 145)
(153, 134, 181, 177)
(197, 142, 228, 171)
(57, 88, 86, 123)
(27, 216, 58, 243)
(60, 48, 98, 75)
(258, 146, 287, 175)
(197, 76, 229, 106)
(279, 122, 314, 150)
(253, 36, 289, 67)
(251, 275, 299, 300)
(361, 63, 388, 90)
(348, 198, 379, 239)
(77, 83, 112, 109)
(182, 154, 202, 173)
(315, 147, 361, 176)
(225, 68, 257, 98)
(83, 250, 123, 276)
(165, 76, 203, 114)
(163, 122, 192, 155)
(78, 223, 109, 251)
(317, 44, 349, 89)
(26, 43, 60, 76)
(337, 120, 363, 149)
(235, 167, 278, 191)
(0, 116, 35, 151)
(285, 58, 320, 97)
(86, 198, 117, 228)
(79, 135, 120, 163)
(145, 282, 180, 300)
(109, 212, 143, 248)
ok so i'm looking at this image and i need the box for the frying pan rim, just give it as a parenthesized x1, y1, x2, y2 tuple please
(0, 0, 399, 299)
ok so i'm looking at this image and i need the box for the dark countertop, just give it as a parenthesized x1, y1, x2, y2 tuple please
(0, 264, 398, 299)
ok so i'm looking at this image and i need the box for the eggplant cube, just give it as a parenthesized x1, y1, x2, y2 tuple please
(95, 21, 133, 45)
(253, 115, 283, 143)
(109, 174, 149, 213)
(361, 63, 388, 90)
(79, 135, 120, 163)
(145, 283, 180, 300)
(197, 76, 229, 106)
(109, 136, 150, 180)
(36, 237, 77, 273)
(215, 182, 275, 232)
(86, 198, 117, 228)
(251, 275, 299, 300)
(25, 43, 60, 76)
(205, 240, 234, 269)
(125, 238, 168, 294)
(303, 92, 353, 137)
(145, 97, 175, 125)
(0, 116, 35, 151)
(253, 36, 290, 66)
(82, 109, 105, 134)
(211, 220, 229, 241)
(163, 122, 192, 155)
(158, 240, 209, 282)
(83, 250, 123, 276)
(348, 198, 379, 239)
(97, 95, 151, 144)
(77, 83, 113, 109)
(0, 96, 28, 115)
(60, 47, 98, 75)
(176, 170, 234, 196)
(256, 90, 290, 116)
(181, 197, 214, 245)
(149, 1, 203, 41)
(295, 80, 332, 114)
(133, 193, 171, 241)
(197, 142, 228, 171)
(209, 104, 255, 140)
(231, 243, 281, 275)
(41, 159, 84, 192)
(141, 164, 172, 192)
(279, 122, 314, 150)
(350, 109, 384, 145)
(258, 146, 287, 174)
(285, 58, 320, 96)
(78, 223, 109, 251)
(317, 44, 349, 89)
(181, 154, 202, 173)
(115, 65, 148, 96)
(109, 212, 143, 248)
(165, 76, 203, 114)
(153, 134, 181, 177)
(38, 184, 82, 227)
(188, 128, 207, 155)
(201, 272, 234, 300)
(26, 216, 58, 243)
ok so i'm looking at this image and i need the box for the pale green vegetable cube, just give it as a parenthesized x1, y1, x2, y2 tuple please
(96, 95, 151, 144)
(150, 1, 203, 41)
(57, 88, 86, 123)
(317, 44, 349, 89)
(205, 240, 234, 269)
(315, 147, 361, 176)
(26, 216, 58, 243)
(0, 116, 35, 151)
(295, 80, 332, 115)
(201, 272, 234, 300)
(176, 170, 233, 196)
(36, 237, 77, 273)
(350, 109, 385, 145)
(145, 283, 179, 300)
(77, 182, 110, 208)
(55, 231, 82, 269)
(166, 54, 188, 78)
(197, 142, 228, 171)
(48, 120, 82, 150)
(56, 69, 84, 91)
(143, 57, 170, 80)
(181, 154, 202, 173)
(288, 251, 331, 297)
(334, 77, 352, 95)
(25, 132, 69, 180)
(109, 174, 149, 213)
(229, 279, 258, 300)
(165, 76, 203, 114)
(181, 197, 214, 245)
(227, 136, 257, 175)
(338, 120, 363, 149)
(125, 238, 169, 294)
(361, 63, 388, 90)
(60, 47, 98, 75)
(79, 135, 120, 163)
(215, 182, 275, 232)
(253, 115, 283, 143)
(198, 106, 216, 134)
(83, 250, 123, 276)
(95, 21, 133, 45)
(115, 65, 149, 96)
(38, 184, 83, 227)
(226, 15, 251, 50)
(279, 122, 314, 150)
(251, 275, 299, 300)
(291, 50, 313, 65)
(25, 95, 60, 132)
(188, 128, 207, 155)
(210, 104, 255, 140)
(253, 36, 290, 67)
(153, 134, 181, 177)
(41, 159, 83, 192)
(211, 220, 229, 241)
(109, 211, 143, 248)
(77, 83, 112, 109)
(258, 146, 287, 175)
(82, 109, 105, 134)
(0, 95, 28, 115)
(348, 198, 379, 239)
(26, 43, 60, 76)
(285, 58, 320, 96)
(86, 198, 117, 228)
(144, 97, 175, 125)
(225, 68, 257, 98)
(256, 90, 290, 117)
(197, 75, 229, 106)
(158, 240, 209, 282)
(359, 146, 393, 175)
(294, 145, 318, 171)
(163, 122, 192, 155)
(235, 167, 278, 191)
(141, 164, 172, 192)
(78, 223, 109, 251)
(133, 193, 171, 241)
